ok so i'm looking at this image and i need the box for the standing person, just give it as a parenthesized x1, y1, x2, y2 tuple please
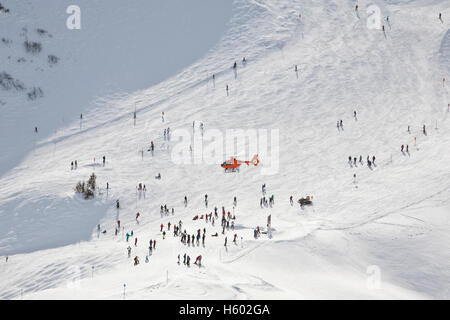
(153, 239, 156, 249)
(160, 223, 164, 232)
(134, 237, 138, 247)
(290, 196, 293, 206)
(372, 156, 376, 164)
(226, 84, 229, 96)
(224, 237, 227, 247)
(127, 246, 131, 258)
(102, 156, 106, 165)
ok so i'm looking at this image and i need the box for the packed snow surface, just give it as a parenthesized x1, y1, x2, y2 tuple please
(0, 0, 449, 299)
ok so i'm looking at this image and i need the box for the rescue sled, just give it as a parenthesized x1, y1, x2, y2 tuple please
(298, 195, 313, 207)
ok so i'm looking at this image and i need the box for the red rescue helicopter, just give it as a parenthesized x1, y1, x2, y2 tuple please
(221, 154, 259, 172)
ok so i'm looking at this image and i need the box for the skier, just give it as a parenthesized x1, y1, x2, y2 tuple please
(178, 254, 180, 264)
(163, 231, 166, 239)
(184, 195, 188, 206)
(401, 145, 404, 152)
(226, 84, 229, 96)
(224, 237, 227, 247)
(136, 212, 140, 221)
(233, 196, 237, 206)
(134, 237, 138, 247)
(75, 160, 77, 169)
(127, 246, 131, 258)
(233, 61, 237, 69)
(406, 145, 409, 153)
(153, 239, 156, 249)
(183, 253, 187, 265)
(423, 125, 426, 135)
(372, 156, 376, 164)
(134, 256, 139, 266)
(194, 255, 202, 267)
(116, 199, 120, 209)
(102, 156, 106, 165)
(126, 232, 130, 242)
(34, 127, 38, 133)
(117, 220, 120, 228)
(290, 195, 293, 206)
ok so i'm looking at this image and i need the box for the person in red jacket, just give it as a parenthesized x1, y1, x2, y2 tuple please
(194, 255, 202, 266)
(160, 223, 164, 232)
(135, 237, 138, 246)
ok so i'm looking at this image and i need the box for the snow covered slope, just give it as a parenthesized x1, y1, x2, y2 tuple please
(0, 0, 449, 299)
